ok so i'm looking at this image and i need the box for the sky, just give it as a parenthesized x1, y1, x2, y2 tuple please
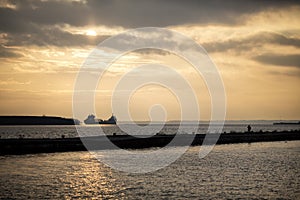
(0, 0, 300, 121)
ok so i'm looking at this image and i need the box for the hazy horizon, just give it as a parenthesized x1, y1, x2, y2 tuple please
(0, 114, 299, 123)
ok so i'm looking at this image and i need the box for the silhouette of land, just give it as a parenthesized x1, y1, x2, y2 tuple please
(273, 121, 300, 125)
(0, 116, 80, 125)
(0, 130, 299, 155)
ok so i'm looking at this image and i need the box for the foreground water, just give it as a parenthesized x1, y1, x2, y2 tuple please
(0, 141, 299, 199)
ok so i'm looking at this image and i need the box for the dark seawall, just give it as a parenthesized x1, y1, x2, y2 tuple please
(0, 131, 299, 155)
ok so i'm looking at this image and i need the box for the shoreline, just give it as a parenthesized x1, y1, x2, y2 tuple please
(0, 130, 299, 155)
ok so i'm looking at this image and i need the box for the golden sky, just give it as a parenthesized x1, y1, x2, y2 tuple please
(0, 0, 299, 121)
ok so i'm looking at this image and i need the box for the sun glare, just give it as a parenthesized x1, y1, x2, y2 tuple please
(86, 29, 97, 36)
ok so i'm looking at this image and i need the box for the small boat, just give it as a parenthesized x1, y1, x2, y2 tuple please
(84, 114, 117, 125)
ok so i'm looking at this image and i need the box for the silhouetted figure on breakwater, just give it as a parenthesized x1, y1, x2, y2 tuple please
(247, 125, 252, 132)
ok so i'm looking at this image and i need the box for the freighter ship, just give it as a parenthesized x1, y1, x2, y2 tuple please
(84, 114, 117, 124)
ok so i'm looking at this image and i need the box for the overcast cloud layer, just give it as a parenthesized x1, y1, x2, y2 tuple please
(0, 0, 299, 49)
(1, 0, 299, 29)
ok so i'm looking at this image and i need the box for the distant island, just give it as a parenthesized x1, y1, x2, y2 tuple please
(0, 116, 80, 125)
(273, 121, 300, 125)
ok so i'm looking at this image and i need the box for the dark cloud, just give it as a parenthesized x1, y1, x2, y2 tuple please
(268, 70, 300, 77)
(1, 0, 299, 32)
(203, 32, 300, 53)
(3, 27, 109, 47)
(133, 48, 171, 56)
(0, 0, 299, 49)
(0, 45, 22, 58)
(254, 54, 300, 68)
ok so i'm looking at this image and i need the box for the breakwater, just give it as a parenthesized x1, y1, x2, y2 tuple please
(0, 130, 299, 155)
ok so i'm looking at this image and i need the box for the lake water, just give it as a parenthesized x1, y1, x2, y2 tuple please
(0, 121, 299, 139)
(0, 141, 299, 199)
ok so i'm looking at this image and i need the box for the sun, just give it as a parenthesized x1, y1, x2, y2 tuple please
(86, 29, 97, 36)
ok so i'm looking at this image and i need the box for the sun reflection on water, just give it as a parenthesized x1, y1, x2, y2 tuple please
(0, 141, 299, 199)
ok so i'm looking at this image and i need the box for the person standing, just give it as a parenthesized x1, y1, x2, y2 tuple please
(247, 125, 252, 132)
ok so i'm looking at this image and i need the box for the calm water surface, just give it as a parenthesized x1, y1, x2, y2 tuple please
(0, 141, 299, 199)
(0, 121, 299, 139)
